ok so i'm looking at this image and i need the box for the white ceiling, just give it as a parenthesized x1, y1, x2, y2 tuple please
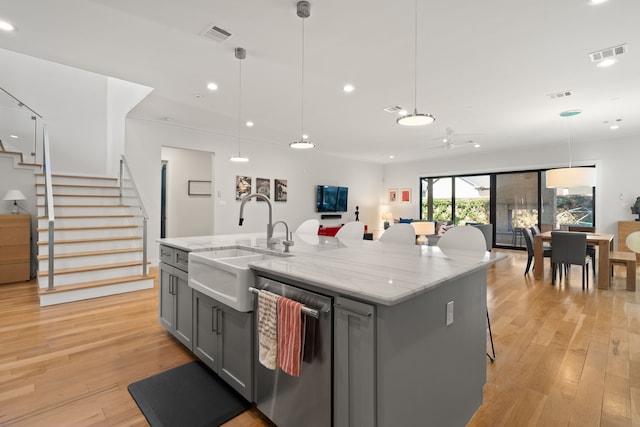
(1, 0, 638, 164)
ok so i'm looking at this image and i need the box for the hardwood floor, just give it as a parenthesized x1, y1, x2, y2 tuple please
(0, 250, 638, 426)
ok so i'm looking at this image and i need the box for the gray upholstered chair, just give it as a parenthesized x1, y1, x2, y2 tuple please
(551, 231, 591, 289)
(522, 227, 552, 275)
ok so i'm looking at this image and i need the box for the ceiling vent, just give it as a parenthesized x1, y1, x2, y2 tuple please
(384, 105, 403, 113)
(589, 44, 627, 62)
(200, 23, 232, 42)
(547, 90, 573, 100)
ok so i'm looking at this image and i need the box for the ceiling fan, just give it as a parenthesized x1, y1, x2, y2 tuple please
(429, 127, 481, 150)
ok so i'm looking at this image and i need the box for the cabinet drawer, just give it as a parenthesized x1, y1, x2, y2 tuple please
(0, 226, 29, 245)
(159, 245, 174, 265)
(174, 249, 189, 271)
(0, 244, 29, 264)
(0, 262, 30, 284)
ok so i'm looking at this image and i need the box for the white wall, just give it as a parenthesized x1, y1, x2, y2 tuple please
(161, 146, 213, 237)
(383, 136, 640, 246)
(125, 118, 384, 260)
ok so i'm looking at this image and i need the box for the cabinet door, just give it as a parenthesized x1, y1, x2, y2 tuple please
(193, 291, 218, 372)
(334, 297, 376, 427)
(173, 268, 193, 350)
(158, 263, 174, 331)
(217, 304, 253, 401)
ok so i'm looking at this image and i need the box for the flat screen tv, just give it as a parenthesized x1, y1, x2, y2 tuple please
(316, 185, 348, 212)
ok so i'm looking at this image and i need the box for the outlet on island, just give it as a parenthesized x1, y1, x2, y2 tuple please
(446, 300, 454, 326)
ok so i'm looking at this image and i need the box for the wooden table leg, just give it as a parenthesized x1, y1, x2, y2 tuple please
(598, 240, 610, 289)
(534, 236, 543, 280)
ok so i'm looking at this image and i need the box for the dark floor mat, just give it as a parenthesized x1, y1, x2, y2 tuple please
(128, 361, 250, 427)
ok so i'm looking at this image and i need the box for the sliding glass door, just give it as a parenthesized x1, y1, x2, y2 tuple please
(494, 172, 538, 248)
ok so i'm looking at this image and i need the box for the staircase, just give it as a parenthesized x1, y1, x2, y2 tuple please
(36, 173, 153, 306)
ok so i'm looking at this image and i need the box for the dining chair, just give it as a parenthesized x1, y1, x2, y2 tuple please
(436, 226, 495, 361)
(551, 231, 591, 289)
(378, 223, 416, 245)
(522, 227, 552, 275)
(567, 225, 596, 275)
(295, 219, 320, 235)
(335, 221, 364, 241)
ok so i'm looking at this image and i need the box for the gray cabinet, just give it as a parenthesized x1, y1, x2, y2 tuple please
(193, 290, 253, 400)
(334, 296, 376, 427)
(159, 245, 193, 350)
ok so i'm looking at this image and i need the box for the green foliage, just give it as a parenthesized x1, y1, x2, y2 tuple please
(423, 199, 490, 224)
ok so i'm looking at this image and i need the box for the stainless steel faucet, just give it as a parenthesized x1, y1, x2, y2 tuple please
(238, 193, 275, 249)
(273, 221, 295, 253)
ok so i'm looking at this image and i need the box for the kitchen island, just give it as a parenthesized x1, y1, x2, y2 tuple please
(158, 232, 504, 427)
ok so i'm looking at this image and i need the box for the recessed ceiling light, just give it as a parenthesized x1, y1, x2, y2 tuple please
(9, 134, 19, 139)
(206, 82, 218, 91)
(245, 121, 254, 127)
(343, 84, 355, 93)
(302, 134, 309, 139)
(0, 21, 14, 32)
(588, 0, 608, 4)
(597, 58, 617, 68)
(610, 125, 619, 130)
(473, 143, 481, 148)
(389, 155, 395, 159)
(397, 110, 408, 116)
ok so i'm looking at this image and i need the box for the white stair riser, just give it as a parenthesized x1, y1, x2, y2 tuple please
(38, 216, 140, 228)
(38, 238, 142, 255)
(39, 279, 154, 306)
(38, 264, 148, 287)
(38, 227, 142, 241)
(37, 206, 133, 216)
(36, 176, 118, 187)
(37, 195, 124, 206)
(35, 185, 120, 196)
(39, 251, 144, 271)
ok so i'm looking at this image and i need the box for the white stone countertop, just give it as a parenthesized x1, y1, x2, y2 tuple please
(158, 232, 505, 306)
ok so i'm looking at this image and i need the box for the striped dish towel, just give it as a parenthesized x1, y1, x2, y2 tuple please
(277, 297, 305, 377)
(258, 290, 280, 370)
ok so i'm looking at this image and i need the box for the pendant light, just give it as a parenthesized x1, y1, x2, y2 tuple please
(229, 47, 250, 162)
(397, 0, 435, 126)
(289, 1, 316, 150)
(546, 110, 596, 188)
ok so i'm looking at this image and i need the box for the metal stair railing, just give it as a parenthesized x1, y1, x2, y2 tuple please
(119, 155, 149, 276)
(42, 124, 56, 291)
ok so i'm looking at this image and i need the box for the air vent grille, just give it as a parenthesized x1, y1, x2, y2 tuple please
(384, 105, 403, 113)
(201, 23, 232, 42)
(547, 90, 573, 99)
(589, 44, 627, 62)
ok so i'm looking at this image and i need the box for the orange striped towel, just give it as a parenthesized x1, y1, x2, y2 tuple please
(277, 297, 305, 377)
(258, 290, 280, 370)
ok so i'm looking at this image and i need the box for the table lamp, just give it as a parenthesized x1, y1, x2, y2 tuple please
(3, 189, 26, 214)
(412, 221, 436, 245)
(381, 212, 393, 230)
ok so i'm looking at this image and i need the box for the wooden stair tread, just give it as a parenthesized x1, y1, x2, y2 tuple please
(37, 236, 141, 245)
(36, 193, 121, 198)
(39, 260, 151, 276)
(37, 214, 135, 219)
(37, 274, 152, 294)
(38, 247, 144, 260)
(36, 204, 131, 208)
(35, 173, 117, 181)
(35, 183, 120, 189)
(37, 224, 140, 232)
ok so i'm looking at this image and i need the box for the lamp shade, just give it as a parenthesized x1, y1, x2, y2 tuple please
(412, 221, 435, 235)
(546, 167, 596, 188)
(3, 189, 26, 201)
(381, 212, 393, 221)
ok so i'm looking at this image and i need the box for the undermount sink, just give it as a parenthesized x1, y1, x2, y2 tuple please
(188, 246, 291, 312)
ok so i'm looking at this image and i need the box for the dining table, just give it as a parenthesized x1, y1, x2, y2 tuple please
(533, 230, 615, 289)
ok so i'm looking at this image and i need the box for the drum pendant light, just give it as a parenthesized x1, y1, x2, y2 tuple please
(397, 0, 435, 126)
(289, 1, 316, 149)
(229, 47, 250, 162)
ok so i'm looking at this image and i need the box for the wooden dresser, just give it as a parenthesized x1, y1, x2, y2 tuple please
(0, 214, 31, 284)
(618, 220, 640, 261)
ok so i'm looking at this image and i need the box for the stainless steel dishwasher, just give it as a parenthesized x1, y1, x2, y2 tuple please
(253, 276, 333, 427)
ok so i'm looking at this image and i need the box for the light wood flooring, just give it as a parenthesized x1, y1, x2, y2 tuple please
(0, 249, 638, 426)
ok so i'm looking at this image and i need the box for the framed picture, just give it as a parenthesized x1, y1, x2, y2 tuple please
(256, 178, 270, 201)
(274, 179, 288, 202)
(236, 176, 252, 200)
(188, 180, 211, 196)
(400, 188, 411, 203)
(388, 189, 398, 203)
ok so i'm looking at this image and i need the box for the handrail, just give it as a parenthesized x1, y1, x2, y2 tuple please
(0, 85, 43, 119)
(119, 155, 149, 276)
(42, 125, 55, 291)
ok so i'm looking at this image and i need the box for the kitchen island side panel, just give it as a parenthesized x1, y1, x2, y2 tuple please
(376, 269, 487, 427)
